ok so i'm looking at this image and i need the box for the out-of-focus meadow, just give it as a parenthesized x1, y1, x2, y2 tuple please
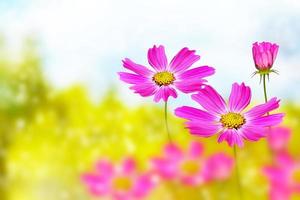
(0, 38, 300, 200)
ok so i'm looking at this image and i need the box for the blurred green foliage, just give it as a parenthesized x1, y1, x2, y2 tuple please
(0, 38, 299, 200)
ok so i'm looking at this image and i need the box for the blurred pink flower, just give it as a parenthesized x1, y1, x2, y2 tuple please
(175, 83, 284, 147)
(203, 153, 234, 181)
(264, 153, 300, 200)
(252, 42, 279, 71)
(267, 126, 291, 152)
(81, 158, 155, 200)
(151, 141, 206, 186)
(118, 45, 215, 102)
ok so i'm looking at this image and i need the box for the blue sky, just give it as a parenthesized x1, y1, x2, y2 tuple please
(0, 0, 300, 106)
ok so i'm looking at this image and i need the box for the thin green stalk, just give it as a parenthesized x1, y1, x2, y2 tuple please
(164, 101, 172, 142)
(263, 74, 275, 164)
(262, 74, 268, 104)
(234, 146, 243, 200)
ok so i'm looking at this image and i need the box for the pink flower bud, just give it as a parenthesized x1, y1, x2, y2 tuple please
(252, 42, 279, 71)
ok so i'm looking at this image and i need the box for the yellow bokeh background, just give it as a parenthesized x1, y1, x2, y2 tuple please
(1, 39, 300, 200)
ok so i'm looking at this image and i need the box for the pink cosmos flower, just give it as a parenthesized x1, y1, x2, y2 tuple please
(175, 82, 284, 147)
(151, 142, 234, 186)
(252, 42, 279, 71)
(264, 153, 300, 200)
(151, 141, 206, 186)
(203, 153, 234, 181)
(118, 45, 215, 102)
(81, 158, 155, 200)
(267, 126, 291, 152)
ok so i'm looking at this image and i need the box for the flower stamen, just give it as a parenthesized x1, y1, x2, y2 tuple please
(180, 160, 200, 175)
(152, 71, 175, 86)
(112, 176, 132, 191)
(220, 112, 246, 130)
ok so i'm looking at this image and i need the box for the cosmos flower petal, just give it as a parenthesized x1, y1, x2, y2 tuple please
(81, 174, 110, 195)
(185, 121, 222, 137)
(175, 106, 218, 122)
(203, 153, 234, 181)
(151, 143, 182, 178)
(118, 72, 149, 84)
(192, 85, 227, 115)
(294, 185, 300, 193)
(218, 129, 244, 147)
(169, 47, 200, 73)
(239, 125, 266, 141)
(271, 44, 279, 62)
(233, 130, 244, 147)
(151, 158, 178, 179)
(264, 168, 290, 196)
(228, 82, 251, 112)
(244, 97, 280, 118)
(122, 58, 154, 77)
(121, 158, 136, 174)
(267, 127, 291, 152)
(153, 88, 164, 102)
(174, 79, 207, 93)
(188, 141, 204, 158)
(248, 113, 284, 127)
(129, 82, 158, 97)
(262, 52, 269, 67)
(270, 188, 291, 200)
(263, 166, 281, 182)
(95, 160, 114, 178)
(153, 86, 177, 102)
(180, 175, 204, 186)
(164, 143, 184, 159)
(132, 174, 155, 198)
(274, 152, 294, 169)
(177, 66, 215, 80)
(147, 45, 168, 71)
(217, 130, 229, 144)
(112, 191, 131, 200)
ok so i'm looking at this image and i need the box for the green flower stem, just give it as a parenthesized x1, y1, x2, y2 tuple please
(263, 74, 275, 163)
(234, 146, 243, 200)
(164, 101, 172, 142)
(263, 74, 268, 104)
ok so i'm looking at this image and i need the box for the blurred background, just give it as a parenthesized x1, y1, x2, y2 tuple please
(0, 0, 300, 199)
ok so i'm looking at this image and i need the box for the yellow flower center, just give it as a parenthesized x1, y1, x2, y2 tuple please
(293, 169, 300, 183)
(180, 160, 200, 175)
(152, 71, 175, 86)
(112, 177, 132, 191)
(220, 112, 246, 129)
